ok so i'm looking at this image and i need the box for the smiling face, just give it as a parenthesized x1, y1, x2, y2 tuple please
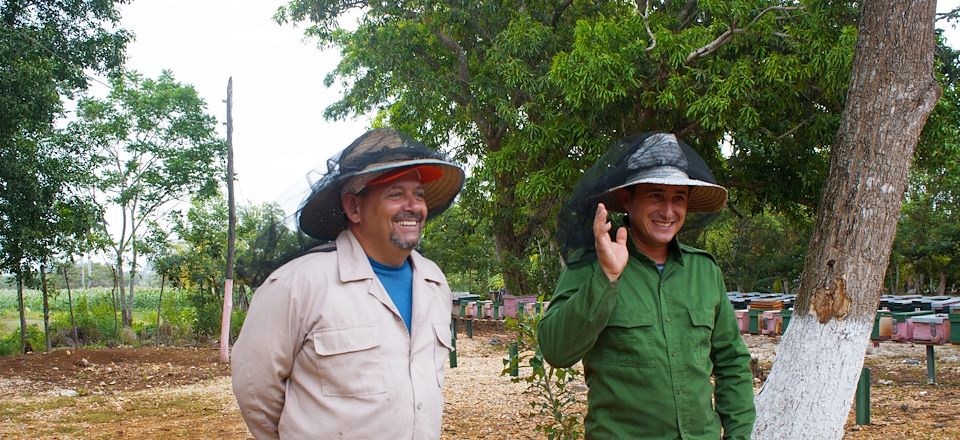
(342, 173, 429, 266)
(618, 183, 689, 263)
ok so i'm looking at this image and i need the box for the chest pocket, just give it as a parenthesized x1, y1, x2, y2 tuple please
(312, 325, 387, 397)
(433, 322, 453, 388)
(687, 308, 715, 364)
(600, 313, 658, 367)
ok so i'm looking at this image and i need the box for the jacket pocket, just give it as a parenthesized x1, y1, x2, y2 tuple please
(433, 322, 453, 387)
(312, 325, 387, 397)
(687, 308, 715, 363)
(601, 313, 657, 367)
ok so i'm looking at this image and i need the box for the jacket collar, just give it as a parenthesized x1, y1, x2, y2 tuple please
(336, 229, 444, 284)
(627, 234, 686, 268)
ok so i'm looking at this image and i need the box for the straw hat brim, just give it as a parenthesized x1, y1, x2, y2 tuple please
(298, 159, 465, 241)
(602, 176, 728, 213)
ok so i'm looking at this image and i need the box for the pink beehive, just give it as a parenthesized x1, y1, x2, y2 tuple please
(502, 295, 538, 319)
(478, 301, 493, 319)
(761, 310, 782, 336)
(892, 319, 914, 342)
(464, 301, 478, 318)
(735, 310, 749, 334)
(910, 314, 951, 344)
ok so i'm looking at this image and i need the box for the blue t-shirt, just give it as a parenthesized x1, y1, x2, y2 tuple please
(369, 257, 413, 333)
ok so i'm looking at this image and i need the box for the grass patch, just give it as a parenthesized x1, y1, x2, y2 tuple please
(0, 392, 226, 439)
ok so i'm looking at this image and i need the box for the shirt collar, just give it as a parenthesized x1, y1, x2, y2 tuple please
(626, 234, 686, 268)
(337, 229, 445, 283)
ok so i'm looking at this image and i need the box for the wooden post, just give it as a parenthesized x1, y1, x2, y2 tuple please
(855, 367, 870, 425)
(449, 320, 457, 368)
(220, 77, 237, 363)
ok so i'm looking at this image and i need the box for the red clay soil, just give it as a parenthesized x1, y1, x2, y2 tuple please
(0, 346, 229, 394)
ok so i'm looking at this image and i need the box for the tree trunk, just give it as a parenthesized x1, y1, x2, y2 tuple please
(115, 252, 129, 328)
(221, 77, 237, 363)
(41, 262, 50, 351)
(111, 267, 119, 341)
(63, 267, 79, 349)
(16, 267, 27, 354)
(492, 228, 532, 296)
(753, 2, 941, 438)
(127, 207, 138, 328)
(937, 270, 946, 296)
(156, 274, 165, 347)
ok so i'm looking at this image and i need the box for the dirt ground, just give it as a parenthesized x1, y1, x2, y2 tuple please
(0, 321, 958, 439)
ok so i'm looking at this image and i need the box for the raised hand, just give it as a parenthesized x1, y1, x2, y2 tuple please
(594, 203, 628, 282)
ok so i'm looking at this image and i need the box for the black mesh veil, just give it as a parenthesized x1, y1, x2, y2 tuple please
(297, 128, 465, 241)
(556, 132, 724, 267)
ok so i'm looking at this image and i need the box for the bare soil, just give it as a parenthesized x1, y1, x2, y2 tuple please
(0, 322, 957, 439)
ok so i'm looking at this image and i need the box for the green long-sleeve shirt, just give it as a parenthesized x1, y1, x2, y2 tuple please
(538, 238, 755, 439)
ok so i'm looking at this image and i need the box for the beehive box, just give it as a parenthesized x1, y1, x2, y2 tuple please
(761, 310, 782, 336)
(891, 310, 935, 342)
(911, 314, 951, 344)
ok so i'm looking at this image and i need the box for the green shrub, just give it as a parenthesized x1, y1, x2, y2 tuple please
(502, 313, 584, 440)
(119, 327, 138, 346)
(0, 324, 47, 356)
(230, 308, 247, 343)
(162, 295, 197, 344)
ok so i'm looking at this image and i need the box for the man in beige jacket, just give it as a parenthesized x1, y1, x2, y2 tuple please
(232, 128, 465, 439)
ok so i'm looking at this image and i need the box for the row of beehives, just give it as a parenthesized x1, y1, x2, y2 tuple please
(738, 308, 960, 345)
(452, 296, 550, 320)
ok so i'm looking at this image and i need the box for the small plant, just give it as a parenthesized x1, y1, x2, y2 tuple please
(501, 312, 584, 440)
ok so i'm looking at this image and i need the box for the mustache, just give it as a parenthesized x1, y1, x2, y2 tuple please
(393, 212, 424, 222)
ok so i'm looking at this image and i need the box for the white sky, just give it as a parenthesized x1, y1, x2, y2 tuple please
(109, 0, 960, 218)
(111, 0, 371, 218)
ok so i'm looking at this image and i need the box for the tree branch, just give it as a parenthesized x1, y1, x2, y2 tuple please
(642, 0, 657, 53)
(685, 6, 802, 64)
(551, 0, 574, 27)
(936, 6, 960, 21)
(434, 30, 470, 84)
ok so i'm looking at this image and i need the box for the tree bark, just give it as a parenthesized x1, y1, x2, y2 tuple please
(156, 274, 165, 347)
(937, 270, 946, 296)
(221, 77, 236, 363)
(753, 2, 941, 438)
(16, 267, 27, 354)
(41, 262, 50, 351)
(63, 267, 79, 349)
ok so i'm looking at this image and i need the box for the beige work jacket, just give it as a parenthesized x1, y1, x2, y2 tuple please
(232, 229, 454, 439)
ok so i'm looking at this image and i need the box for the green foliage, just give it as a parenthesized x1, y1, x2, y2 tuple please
(501, 313, 583, 439)
(233, 203, 301, 290)
(160, 292, 198, 344)
(0, 324, 46, 356)
(0, 0, 130, 342)
(64, 69, 226, 326)
(705, 210, 811, 293)
(420, 204, 499, 294)
(277, 0, 948, 296)
(51, 294, 118, 345)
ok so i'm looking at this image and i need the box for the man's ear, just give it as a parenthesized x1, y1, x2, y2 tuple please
(616, 188, 632, 210)
(342, 193, 361, 223)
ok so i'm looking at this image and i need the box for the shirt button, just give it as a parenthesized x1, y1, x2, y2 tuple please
(672, 353, 678, 358)
(417, 402, 423, 410)
(665, 317, 671, 322)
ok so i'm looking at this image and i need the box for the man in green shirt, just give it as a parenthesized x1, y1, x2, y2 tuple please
(538, 132, 755, 439)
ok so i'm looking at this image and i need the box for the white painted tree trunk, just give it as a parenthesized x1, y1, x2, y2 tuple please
(753, 316, 872, 438)
(752, 1, 940, 438)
